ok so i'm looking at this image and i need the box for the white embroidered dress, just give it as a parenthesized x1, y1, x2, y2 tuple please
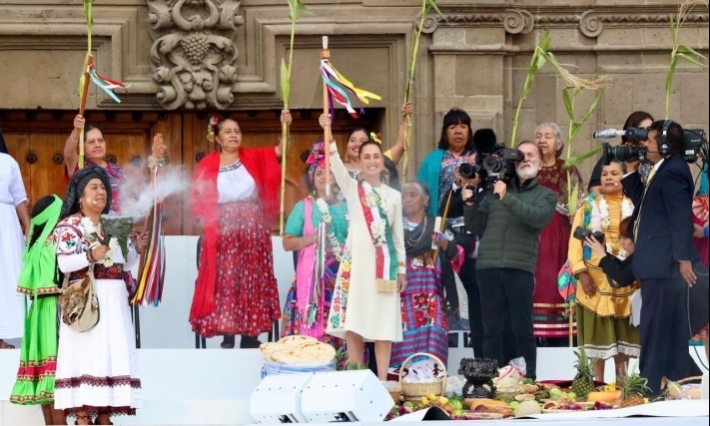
(326, 147, 406, 342)
(52, 213, 141, 417)
(0, 153, 27, 339)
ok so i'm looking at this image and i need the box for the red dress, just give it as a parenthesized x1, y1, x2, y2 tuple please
(534, 159, 582, 340)
(190, 149, 282, 337)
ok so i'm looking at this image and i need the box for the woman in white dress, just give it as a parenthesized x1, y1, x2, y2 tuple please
(53, 166, 146, 425)
(323, 116, 407, 380)
(0, 131, 30, 349)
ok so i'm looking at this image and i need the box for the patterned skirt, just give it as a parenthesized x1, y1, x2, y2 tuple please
(10, 295, 58, 405)
(391, 264, 449, 367)
(192, 201, 281, 338)
(576, 303, 640, 360)
(282, 256, 344, 353)
(534, 212, 574, 339)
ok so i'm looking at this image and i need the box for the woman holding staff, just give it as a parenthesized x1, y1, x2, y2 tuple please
(320, 113, 406, 380)
(190, 112, 292, 349)
(281, 142, 348, 352)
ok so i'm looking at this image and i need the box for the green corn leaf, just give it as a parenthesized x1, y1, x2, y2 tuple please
(280, 58, 291, 104)
(665, 54, 679, 110)
(570, 122, 586, 143)
(426, 0, 446, 20)
(669, 14, 678, 45)
(288, 0, 312, 21)
(677, 51, 710, 69)
(82, 0, 95, 27)
(564, 146, 602, 169)
(677, 44, 709, 59)
(539, 30, 552, 54)
(562, 87, 574, 121)
(578, 88, 605, 127)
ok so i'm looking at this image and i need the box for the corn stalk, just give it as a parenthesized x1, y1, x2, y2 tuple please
(77, 0, 96, 169)
(510, 30, 552, 148)
(665, 0, 709, 119)
(402, 0, 445, 182)
(554, 56, 609, 216)
(279, 0, 311, 235)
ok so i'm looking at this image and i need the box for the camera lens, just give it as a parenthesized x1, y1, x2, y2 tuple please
(459, 163, 477, 179)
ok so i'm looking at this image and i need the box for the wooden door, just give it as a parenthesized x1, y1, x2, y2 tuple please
(1, 109, 382, 235)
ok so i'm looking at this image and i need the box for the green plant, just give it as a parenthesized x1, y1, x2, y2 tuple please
(558, 67, 608, 216)
(279, 0, 312, 234)
(401, 0, 445, 181)
(510, 30, 552, 148)
(665, 0, 709, 119)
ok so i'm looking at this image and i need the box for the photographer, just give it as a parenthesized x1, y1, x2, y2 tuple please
(622, 120, 701, 395)
(588, 111, 654, 195)
(463, 141, 557, 379)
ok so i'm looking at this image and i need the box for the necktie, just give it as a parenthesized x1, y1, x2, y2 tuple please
(633, 167, 658, 243)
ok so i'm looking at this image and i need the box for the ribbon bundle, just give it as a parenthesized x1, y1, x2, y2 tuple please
(87, 64, 130, 104)
(131, 163, 166, 306)
(320, 60, 382, 118)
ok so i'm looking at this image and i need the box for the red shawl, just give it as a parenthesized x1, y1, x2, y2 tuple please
(189, 147, 281, 324)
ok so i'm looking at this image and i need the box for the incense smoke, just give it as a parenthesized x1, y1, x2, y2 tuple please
(117, 166, 189, 220)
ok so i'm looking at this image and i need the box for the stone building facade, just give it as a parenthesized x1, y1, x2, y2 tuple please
(0, 0, 707, 234)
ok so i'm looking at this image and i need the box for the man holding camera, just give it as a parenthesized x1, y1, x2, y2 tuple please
(463, 142, 557, 379)
(622, 120, 700, 395)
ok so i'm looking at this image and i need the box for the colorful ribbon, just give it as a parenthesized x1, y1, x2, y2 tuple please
(88, 64, 130, 104)
(320, 60, 382, 118)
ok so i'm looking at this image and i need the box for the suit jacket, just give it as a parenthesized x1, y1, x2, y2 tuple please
(622, 154, 699, 280)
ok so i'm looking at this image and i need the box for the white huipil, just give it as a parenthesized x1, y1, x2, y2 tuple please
(53, 214, 141, 416)
(326, 147, 406, 342)
(0, 153, 27, 340)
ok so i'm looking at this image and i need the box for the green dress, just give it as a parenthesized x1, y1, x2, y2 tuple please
(10, 204, 62, 405)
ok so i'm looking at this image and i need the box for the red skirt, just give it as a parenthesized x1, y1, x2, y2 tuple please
(533, 212, 574, 339)
(192, 201, 281, 337)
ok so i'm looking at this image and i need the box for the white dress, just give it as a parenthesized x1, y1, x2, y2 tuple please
(52, 213, 141, 416)
(0, 153, 27, 339)
(326, 148, 406, 342)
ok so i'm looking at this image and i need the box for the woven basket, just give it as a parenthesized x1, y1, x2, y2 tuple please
(388, 388, 403, 405)
(398, 352, 448, 402)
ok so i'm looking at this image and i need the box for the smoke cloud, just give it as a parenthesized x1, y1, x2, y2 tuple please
(117, 166, 190, 220)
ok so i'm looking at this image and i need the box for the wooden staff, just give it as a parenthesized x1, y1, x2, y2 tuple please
(77, 55, 94, 170)
(322, 36, 332, 197)
(432, 189, 454, 264)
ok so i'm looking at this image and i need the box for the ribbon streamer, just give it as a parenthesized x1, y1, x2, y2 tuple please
(88, 64, 130, 104)
(131, 164, 166, 307)
(320, 60, 382, 118)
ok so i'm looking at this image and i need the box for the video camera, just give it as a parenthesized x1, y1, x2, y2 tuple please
(460, 129, 524, 200)
(573, 227, 604, 243)
(593, 126, 708, 165)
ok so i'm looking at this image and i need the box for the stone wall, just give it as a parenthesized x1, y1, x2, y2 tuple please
(0, 0, 707, 180)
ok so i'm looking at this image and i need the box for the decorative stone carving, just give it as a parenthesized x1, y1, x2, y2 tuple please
(579, 10, 602, 38)
(503, 9, 534, 35)
(432, 8, 708, 37)
(416, 11, 439, 34)
(147, 0, 244, 110)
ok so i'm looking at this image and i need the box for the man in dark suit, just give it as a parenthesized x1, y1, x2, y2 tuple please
(622, 120, 700, 395)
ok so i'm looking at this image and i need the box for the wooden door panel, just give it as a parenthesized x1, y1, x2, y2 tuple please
(2, 132, 31, 204)
(29, 133, 66, 209)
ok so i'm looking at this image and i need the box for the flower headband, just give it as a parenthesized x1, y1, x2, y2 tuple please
(207, 116, 219, 143)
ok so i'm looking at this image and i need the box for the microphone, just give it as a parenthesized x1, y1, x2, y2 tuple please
(593, 129, 626, 139)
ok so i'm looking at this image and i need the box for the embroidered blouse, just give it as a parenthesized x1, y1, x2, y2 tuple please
(217, 160, 257, 203)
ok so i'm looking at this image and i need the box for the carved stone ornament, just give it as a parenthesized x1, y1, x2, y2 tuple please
(147, 0, 244, 110)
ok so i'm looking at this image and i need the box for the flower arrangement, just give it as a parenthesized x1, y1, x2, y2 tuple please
(315, 198, 347, 262)
(100, 215, 135, 259)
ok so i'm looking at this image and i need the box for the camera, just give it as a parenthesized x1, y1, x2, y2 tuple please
(597, 126, 708, 165)
(573, 227, 604, 243)
(468, 129, 524, 199)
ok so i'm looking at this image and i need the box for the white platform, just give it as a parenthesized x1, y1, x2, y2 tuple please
(2, 237, 708, 424)
(1, 348, 707, 425)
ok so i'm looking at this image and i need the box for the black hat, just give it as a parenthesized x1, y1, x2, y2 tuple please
(61, 165, 112, 219)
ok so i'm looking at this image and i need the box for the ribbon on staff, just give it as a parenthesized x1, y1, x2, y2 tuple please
(88, 64, 130, 104)
(132, 162, 166, 307)
(320, 60, 382, 117)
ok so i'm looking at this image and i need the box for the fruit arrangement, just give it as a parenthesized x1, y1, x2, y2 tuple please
(571, 348, 598, 399)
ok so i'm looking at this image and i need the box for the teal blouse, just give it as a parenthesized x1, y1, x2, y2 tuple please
(285, 199, 349, 246)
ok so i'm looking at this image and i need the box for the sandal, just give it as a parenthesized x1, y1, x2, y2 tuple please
(0, 340, 15, 349)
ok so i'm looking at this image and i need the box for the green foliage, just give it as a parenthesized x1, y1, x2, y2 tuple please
(287, 0, 312, 21)
(510, 30, 552, 147)
(665, 1, 709, 119)
(82, 0, 96, 27)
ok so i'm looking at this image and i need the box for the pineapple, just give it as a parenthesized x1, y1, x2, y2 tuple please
(619, 370, 651, 408)
(571, 348, 597, 399)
